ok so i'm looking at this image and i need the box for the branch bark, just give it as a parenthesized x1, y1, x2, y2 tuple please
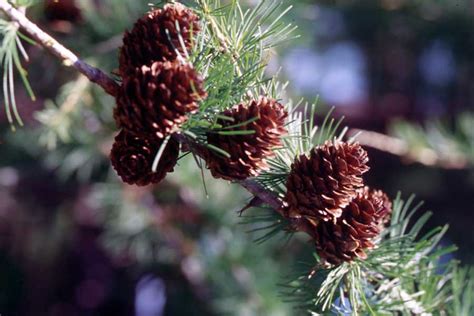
(173, 133, 286, 212)
(0, 0, 120, 97)
(239, 179, 284, 213)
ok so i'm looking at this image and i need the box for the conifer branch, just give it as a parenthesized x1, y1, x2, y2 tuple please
(197, 0, 243, 77)
(2, 1, 473, 313)
(174, 132, 289, 215)
(0, 0, 120, 97)
(239, 179, 283, 213)
(0, 0, 291, 230)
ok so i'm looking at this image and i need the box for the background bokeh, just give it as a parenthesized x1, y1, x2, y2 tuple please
(0, 0, 473, 315)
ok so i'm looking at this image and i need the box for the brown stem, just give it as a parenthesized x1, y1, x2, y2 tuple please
(173, 133, 286, 211)
(0, 0, 120, 97)
(239, 179, 284, 214)
(239, 178, 307, 233)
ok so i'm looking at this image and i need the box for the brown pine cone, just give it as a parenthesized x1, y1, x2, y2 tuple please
(312, 188, 392, 265)
(370, 188, 392, 227)
(114, 60, 206, 139)
(200, 97, 288, 181)
(283, 141, 369, 224)
(110, 130, 179, 186)
(119, 3, 200, 75)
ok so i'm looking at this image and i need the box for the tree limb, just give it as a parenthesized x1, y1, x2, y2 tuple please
(173, 133, 286, 212)
(239, 179, 284, 213)
(0, 0, 120, 97)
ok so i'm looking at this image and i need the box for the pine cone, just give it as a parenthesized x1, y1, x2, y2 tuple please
(312, 188, 392, 265)
(370, 189, 392, 227)
(119, 3, 200, 75)
(200, 97, 288, 181)
(283, 141, 369, 224)
(110, 130, 179, 186)
(114, 60, 206, 139)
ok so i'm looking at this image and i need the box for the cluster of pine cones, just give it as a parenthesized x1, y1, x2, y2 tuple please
(110, 3, 289, 185)
(109, 2, 390, 265)
(283, 141, 392, 264)
(110, 3, 204, 186)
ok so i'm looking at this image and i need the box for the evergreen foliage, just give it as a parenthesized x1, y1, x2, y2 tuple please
(0, 0, 473, 314)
